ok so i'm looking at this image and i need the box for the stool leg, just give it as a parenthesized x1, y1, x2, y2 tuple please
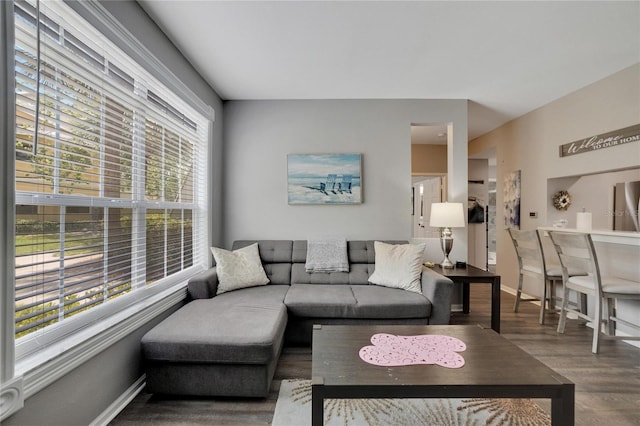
(591, 295, 602, 354)
(557, 284, 570, 334)
(539, 277, 548, 325)
(514, 272, 524, 312)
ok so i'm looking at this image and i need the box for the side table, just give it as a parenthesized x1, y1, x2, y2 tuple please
(432, 265, 501, 332)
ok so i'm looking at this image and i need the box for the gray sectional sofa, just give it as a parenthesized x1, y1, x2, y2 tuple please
(141, 240, 454, 397)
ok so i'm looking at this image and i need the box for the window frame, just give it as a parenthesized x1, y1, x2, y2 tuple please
(0, 1, 214, 419)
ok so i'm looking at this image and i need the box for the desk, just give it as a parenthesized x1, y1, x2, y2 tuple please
(433, 265, 501, 333)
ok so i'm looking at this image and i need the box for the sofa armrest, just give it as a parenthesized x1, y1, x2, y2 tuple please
(420, 266, 453, 324)
(187, 268, 219, 300)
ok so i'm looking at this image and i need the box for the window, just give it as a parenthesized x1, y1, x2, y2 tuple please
(12, 0, 209, 361)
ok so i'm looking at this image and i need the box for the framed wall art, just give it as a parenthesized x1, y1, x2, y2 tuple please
(468, 180, 486, 224)
(503, 170, 521, 229)
(287, 154, 362, 205)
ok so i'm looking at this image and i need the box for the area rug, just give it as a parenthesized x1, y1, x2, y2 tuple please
(272, 379, 550, 426)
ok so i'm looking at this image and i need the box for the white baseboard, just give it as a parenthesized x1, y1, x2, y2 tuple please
(0, 376, 24, 422)
(90, 375, 146, 426)
(501, 285, 517, 297)
(617, 331, 640, 349)
(451, 303, 463, 312)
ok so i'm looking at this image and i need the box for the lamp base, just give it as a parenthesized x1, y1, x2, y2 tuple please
(440, 256, 455, 269)
(439, 227, 455, 269)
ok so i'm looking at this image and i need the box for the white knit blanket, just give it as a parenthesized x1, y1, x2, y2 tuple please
(305, 239, 349, 273)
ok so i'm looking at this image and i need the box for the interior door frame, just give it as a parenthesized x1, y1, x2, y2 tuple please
(411, 173, 447, 238)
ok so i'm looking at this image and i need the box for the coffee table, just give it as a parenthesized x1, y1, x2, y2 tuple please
(311, 324, 574, 426)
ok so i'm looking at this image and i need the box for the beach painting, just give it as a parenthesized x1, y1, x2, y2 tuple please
(287, 154, 362, 204)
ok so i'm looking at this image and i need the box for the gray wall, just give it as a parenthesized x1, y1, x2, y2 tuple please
(222, 99, 469, 263)
(4, 305, 180, 426)
(5, 1, 223, 424)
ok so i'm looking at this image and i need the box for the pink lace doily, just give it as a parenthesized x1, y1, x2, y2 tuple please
(359, 333, 466, 368)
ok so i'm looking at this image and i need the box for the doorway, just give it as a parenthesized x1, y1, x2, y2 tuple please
(410, 123, 449, 239)
(469, 148, 496, 271)
(412, 175, 445, 238)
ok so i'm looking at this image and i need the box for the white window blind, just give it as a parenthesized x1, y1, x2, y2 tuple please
(13, 0, 209, 357)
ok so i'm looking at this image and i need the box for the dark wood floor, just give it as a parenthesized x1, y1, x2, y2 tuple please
(110, 286, 640, 425)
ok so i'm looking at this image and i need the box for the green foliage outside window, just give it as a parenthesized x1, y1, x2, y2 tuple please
(15, 281, 132, 339)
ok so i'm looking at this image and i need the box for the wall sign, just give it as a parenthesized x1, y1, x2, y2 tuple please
(559, 124, 640, 157)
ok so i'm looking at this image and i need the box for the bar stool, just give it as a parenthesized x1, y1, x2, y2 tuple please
(548, 230, 640, 353)
(508, 228, 560, 324)
(537, 229, 588, 313)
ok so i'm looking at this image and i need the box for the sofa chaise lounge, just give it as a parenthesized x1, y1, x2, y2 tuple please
(141, 240, 454, 397)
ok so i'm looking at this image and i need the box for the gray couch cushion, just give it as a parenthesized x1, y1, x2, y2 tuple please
(213, 284, 289, 307)
(263, 263, 292, 285)
(350, 285, 431, 318)
(233, 240, 293, 263)
(291, 263, 373, 285)
(292, 240, 409, 263)
(291, 240, 375, 264)
(284, 284, 357, 317)
(142, 285, 289, 364)
(290, 240, 413, 286)
(346, 240, 376, 263)
(232, 240, 293, 285)
(292, 240, 308, 263)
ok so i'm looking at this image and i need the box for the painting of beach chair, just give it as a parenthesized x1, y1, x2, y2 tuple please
(287, 153, 362, 204)
(320, 174, 337, 194)
(338, 174, 352, 193)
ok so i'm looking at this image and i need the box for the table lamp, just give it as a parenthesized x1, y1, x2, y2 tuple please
(429, 202, 465, 268)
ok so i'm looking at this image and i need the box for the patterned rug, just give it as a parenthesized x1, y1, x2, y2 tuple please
(272, 379, 551, 426)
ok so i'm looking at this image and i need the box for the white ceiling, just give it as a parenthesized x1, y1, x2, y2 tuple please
(138, 0, 639, 140)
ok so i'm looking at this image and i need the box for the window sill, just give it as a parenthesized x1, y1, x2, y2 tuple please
(16, 283, 186, 400)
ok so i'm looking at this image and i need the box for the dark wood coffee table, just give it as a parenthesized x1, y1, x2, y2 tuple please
(433, 264, 501, 332)
(311, 324, 574, 426)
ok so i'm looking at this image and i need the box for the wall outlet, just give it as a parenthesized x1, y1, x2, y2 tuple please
(529, 211, 538, 218)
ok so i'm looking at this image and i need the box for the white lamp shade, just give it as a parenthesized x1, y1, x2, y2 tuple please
(429, 202, 465, 228)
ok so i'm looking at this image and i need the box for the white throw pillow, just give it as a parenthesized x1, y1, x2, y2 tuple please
(368, 241, 426, 294)
(210, 243, 270, 295)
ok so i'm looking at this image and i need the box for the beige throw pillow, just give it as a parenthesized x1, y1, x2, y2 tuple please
(368, 241, 425, 294)
(210, 243, 270, 295)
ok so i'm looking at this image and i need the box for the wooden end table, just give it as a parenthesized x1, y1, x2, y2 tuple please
(432, 264, 501, 333)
